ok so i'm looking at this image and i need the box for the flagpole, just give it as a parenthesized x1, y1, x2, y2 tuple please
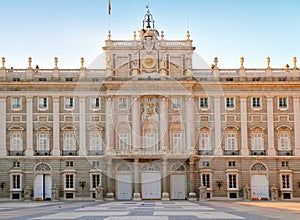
(108, 0, 111, 33)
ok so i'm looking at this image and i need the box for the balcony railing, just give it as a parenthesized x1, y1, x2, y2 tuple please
(61, 150, 78, 156)
(34, 150, 51, 156)
(88, 150, 105, 156)
(277, 150, 293, 156)
(250, 150, 267, 156)
(198, 150, 214, 156)
(223, 150, 240, 156)
(8, 151, 24, 156)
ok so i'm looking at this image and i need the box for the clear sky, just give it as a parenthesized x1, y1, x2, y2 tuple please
(0, 0, 299, 69)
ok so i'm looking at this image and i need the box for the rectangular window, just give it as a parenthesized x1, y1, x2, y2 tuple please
(228, 174, 237, 189)
(281, 161, 289, 168)
(200, 97, 209, 109)
(145, 133, 155, 149)
(281, 174, 291, 189)
(252, 97, 261, 109)
(13, 161, 20, 168)
(12, 175, 21, 190)
(279, 97, 288, 109)
(228, 161, 236, 167)
(37, 133, 49, 151)
(202, 174, 211, 188)
(199, 133, 211, 150)
(92, 161, 100, 167)
(278, 133, 290, 150)
(251, 133, 264, 150)
(11, 133, 23, 151)
(202, 161, 210, 167)
(172, 133, 182, 152)
(65, 174, 74, 189)
(92, 174, 100, 189)
(38, 97, 48, 110)
(91, 97, 100, 110)
(90, 132, 102, 151)
(226, 98, 235, 109)
(63, 133, 76, 150)
(66, 161, 74, 167)
(118, 97, 128, 110)
(65, 97, 74, 110)
(12, 97, 22, 110)
(172, 97, 181, 110)
(119, 133, 129, 151)
(225, 133, 237, 150)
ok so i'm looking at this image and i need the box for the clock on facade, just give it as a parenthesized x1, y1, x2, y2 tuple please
(142, 55, 156, 69)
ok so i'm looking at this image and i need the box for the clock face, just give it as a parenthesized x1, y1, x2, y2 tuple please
(142, 55, 156, 69)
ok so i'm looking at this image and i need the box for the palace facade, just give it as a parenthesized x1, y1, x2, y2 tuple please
(0, 9, 300, 201)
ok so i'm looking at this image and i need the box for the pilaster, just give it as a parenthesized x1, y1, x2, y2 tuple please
(293, 97, 300, 156)
(79, 97, 86, 156)
(105, 97, 113, 152)
(186, 96, 195, 152)
(240, 97, 249, 156)
(188, 158, 197, 200)
(132, 97, 141, 149)
(133, 158, 141, 200)
(25, 97, 33, 156)
(106, 159, 115, 200)
(52, 96, 60, 156)
(0, 97, 6, 156)
(214, 97, 222, 156)
(159, 97, 168, 150)
(162, 158, 170, 200)
(267, 96, 276, 156)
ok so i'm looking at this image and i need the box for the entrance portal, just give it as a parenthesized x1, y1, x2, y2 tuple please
(141, 163, 161, 200)
(34, 163, 52, 201)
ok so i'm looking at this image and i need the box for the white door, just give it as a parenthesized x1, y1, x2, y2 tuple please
(171, 175, 186, 200)
(251, 175, 269, 200)
(142, 172, 161, 199)
(34, 175, 44, 200)
(117, 174, 132, 200)
(44, 175, 52, 200)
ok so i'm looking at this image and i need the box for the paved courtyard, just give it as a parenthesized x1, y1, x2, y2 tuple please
(0, 200, 299, 220)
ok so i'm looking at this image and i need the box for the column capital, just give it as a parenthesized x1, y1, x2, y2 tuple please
(293, 97, 300, 102)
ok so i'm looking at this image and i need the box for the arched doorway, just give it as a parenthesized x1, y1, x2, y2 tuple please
(34, 163, 52, 201)
(250, 162, 269, 200)
(141, 163, 161, 199)
(170, 163, 186, 200)
(116, 163, 132, 200)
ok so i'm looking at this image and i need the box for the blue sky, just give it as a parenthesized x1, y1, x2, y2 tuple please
(0, 0, 299, 68)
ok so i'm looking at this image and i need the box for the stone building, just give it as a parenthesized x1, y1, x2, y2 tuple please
(0, 9, 299, 201)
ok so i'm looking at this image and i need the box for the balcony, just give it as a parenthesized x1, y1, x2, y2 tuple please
(88, 150, 105, 156)
(277, 150, 293, 156)
(198, 150, 214, 156)
(34, 150, 51, 156)
(61, 150, 78, 156)
(223, 150, 240, 156)
(8, 151, 24, 156)
(250, 150, 267, 156)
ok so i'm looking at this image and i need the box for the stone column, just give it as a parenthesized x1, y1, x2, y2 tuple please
(186, 97, 195, 152)
(79, 97, 86, 156)
(267, 97, 276, 156)
(133, 158, 141, 200)
(293, 97, 300, 156)
(160, 97, 168, 151)
(106, 159, 115, 200)
(132, 97, 141, 149)
(162, 158, 170, 200)
(105, 97, 113, 152)
(25, 97, 33, 156)
(52, 97, 60, 156)
(214, 97, 222, 155)
(240, 97, 249, 156)
(0, 97, 6, 156)
(188, 158, 197, 200)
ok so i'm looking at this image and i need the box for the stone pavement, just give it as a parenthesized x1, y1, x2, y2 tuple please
(0, 200, 299, 220)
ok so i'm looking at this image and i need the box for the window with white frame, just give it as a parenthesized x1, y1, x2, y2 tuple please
(172, 133, 182, 152)
(12, 174, 21, 190)
(118, 133, 129, 151)
(251, 133, 264, 150)
(11, 97, 22, 110)
(91, 97, 100, 110)
(65, 174, 74, 189)
(66, 161, 74, 167)
(65, 97, 74, 110)
(145, 133, 155, 149)
(228, 174, 238, 189)
(281, 174, 291, 189)
(118, 97, 128, 110)
(63, 132, 76, 151)
(278, 133, 291, 150)
(13, 161, 20, 168)
(91, 174, 101, 189)
(281, 161, 289, 168)
(252, 97, 261, 109)
(38, 97, 48, 110)
(199, 133, 211, 150)
(90, 131, 102, 151)
(172, 97, 181, 110)
(10, 133, 23, 151)
(225, 133, 237, 150)
(279, 97, 288, 109)
(226, 97, 235, 109)
(202, 174, 211, 189)
(200, 97, 209, 109)
(37, 133, 49, 151)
